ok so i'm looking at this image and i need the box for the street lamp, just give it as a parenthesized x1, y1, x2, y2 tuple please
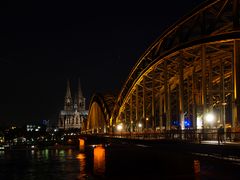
(146, 117, 149, 129)
(138, 123, 142, 132)
(205, 112, 215, 124)
(117, 124, 123, 137)
(117, 124, 123, 131)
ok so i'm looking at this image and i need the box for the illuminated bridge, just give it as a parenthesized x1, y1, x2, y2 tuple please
(84, 0, 240, 138)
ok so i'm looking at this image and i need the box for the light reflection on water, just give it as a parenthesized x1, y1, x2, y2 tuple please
(76, 153, 87, 179)
(79, 138, 85, 152)
(0, 148, 86, 180)
(93, 145, 105, 176)
(0, 143, 239, 179)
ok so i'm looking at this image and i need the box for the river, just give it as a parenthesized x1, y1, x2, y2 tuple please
(0, 142, 239, 179)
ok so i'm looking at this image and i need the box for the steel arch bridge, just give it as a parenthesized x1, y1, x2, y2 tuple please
(85, 93, 116, 133)
(85, 0, 240, 134)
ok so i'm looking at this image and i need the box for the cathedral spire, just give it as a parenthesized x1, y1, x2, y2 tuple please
(64, 79, 73, 111)
(77, 78, 86, 111)
(78, 78, 83, 98)
(66, 79, 72, 98)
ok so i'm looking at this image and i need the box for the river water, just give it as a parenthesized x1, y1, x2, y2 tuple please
(0, 143, 239, 179)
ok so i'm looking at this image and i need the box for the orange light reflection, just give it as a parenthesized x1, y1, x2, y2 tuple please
(194, 159, 200, 180)
(79, 139, 85, 151)
(77, 153, 87, 179)
(93, 145, 105, 176)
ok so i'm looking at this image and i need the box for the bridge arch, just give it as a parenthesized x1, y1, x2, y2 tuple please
(110, 0, 240, 132)
(86, 0, 240, 134)
(86, 93, 116, 133)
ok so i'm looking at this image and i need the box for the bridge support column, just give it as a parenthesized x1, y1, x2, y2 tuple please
(187, 77, 191, 127)
(232, 40, 240, 130)
(143, 76, 147, 129)
(159, 93, 163, 132)
(179, 58, 184, 130)
(152, 77, 155, 130)
(192, 66, 197, 129)
(220, 58, 226, 137)
(164, 61, 171, 130)
(167, 85, 171, 131)
(136, 85, 140, 131)
(130, 94, 133, 132)
(208, 58, 213, 110)
(201, 45, 207, 130)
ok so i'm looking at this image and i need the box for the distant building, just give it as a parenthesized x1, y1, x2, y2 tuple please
(58, 79, 88, 130)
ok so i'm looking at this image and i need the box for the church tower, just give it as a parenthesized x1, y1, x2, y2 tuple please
(58, 79, 88, 130)
(64, 80, 73, 111)
(77, 79, 86, 112)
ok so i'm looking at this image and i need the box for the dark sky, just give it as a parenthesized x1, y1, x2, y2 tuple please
(0, 0, 205, 127)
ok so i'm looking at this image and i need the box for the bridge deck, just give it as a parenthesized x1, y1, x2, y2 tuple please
(80, 133, 240, 163)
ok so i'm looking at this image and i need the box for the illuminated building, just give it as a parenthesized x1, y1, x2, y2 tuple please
(58, 79, 88, 129)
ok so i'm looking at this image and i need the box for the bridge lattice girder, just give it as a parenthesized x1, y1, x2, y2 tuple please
(110, 0, 240, 131)
(87, 0, 240, 133)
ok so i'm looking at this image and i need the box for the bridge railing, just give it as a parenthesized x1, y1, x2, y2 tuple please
(88, 129, 240, 143)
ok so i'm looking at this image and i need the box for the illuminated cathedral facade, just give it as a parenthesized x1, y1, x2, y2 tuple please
(58, 79, 88, 130)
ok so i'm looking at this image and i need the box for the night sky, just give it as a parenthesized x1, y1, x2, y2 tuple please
(0, 0, 205, 127)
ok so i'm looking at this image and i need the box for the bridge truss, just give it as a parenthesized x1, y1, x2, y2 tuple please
(86, 0, 240, 134)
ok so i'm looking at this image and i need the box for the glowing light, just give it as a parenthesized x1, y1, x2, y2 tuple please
(79, 139, 85, 151)
(117, 124, 123, 131)
(146, 117, 149, 121)
(184, 119, 191, 128)
(79, 139, 85, 146)
(205, 113, 215, 123)
(197, 117, 202, 129)
(77, 153, 86, 160)
(138, 123, 142, 128)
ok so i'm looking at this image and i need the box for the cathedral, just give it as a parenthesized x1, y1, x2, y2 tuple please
(58, 79, 88, 130)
